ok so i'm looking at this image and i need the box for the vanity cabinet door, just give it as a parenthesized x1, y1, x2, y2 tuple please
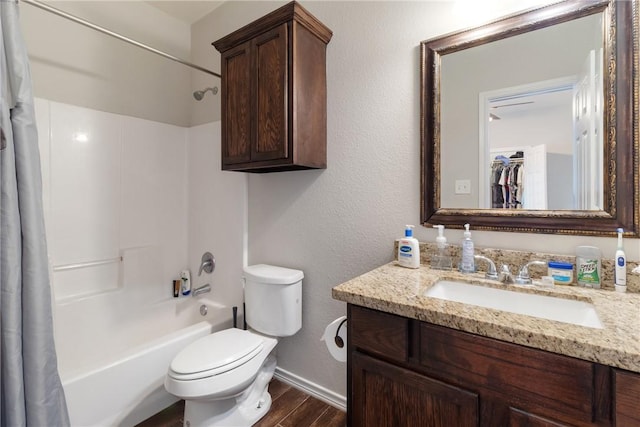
(352, 351, 479, 427)
(615, 369, 640, 426)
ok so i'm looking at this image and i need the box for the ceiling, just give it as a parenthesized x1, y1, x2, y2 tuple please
(145, 1, 224, 24)
(489, 89, 573, 120)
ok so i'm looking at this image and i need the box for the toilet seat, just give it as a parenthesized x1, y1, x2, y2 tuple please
(169, 329, 264, 381)
(165, 329, 278, 401)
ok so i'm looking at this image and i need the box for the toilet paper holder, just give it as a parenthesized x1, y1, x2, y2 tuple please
(334, 318, 347, 348)
(322, 316, 348, 363)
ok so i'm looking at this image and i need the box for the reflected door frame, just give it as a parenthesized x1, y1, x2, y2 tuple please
(478, 76, 577, 209)
(573, 48, 604, 210)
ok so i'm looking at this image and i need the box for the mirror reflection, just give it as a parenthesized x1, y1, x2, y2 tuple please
(421, 0, 638, 236)
(440, 12, 603, 211)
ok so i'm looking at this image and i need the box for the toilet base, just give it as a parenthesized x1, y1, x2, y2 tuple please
(183, 354, 277, 427)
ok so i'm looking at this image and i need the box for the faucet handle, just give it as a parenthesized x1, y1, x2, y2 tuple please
(498, 264, 515, 284)
(515, 260, 546, 284)
(198, 252, 215, 276)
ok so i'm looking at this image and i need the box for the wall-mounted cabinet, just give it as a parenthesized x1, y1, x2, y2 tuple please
(213, 1, 332, 173)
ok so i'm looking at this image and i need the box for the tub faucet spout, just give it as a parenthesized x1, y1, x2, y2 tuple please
(193, 283, 211, 297)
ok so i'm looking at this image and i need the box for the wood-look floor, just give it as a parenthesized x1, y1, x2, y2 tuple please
(136, 378, 346, 427)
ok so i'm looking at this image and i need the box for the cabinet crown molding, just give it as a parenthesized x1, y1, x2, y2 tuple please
(212, 1, 333, 53)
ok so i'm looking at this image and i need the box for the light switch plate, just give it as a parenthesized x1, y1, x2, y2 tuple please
(455, 179, 471, 194)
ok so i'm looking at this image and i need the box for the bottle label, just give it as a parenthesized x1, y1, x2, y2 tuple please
(460, 243, 474, 272)
(577, 259, 600, 284)
(399, 245, 413, 258)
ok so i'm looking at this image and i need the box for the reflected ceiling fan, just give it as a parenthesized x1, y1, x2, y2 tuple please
(491, 101, 535, 109)
(489, 100, 535, 121)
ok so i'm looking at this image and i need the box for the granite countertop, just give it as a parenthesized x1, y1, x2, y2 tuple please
(332, 262, 640, 373)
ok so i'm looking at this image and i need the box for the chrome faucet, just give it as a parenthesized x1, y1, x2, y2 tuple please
(515, 260, 547, 285)
(192, 283, 211, 297)
(474, 255, 498, 280)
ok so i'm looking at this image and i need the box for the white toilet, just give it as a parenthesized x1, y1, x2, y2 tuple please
(165, 264, 303, 427)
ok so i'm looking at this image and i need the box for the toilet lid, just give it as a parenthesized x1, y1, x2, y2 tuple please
(170, 329, 264, 378)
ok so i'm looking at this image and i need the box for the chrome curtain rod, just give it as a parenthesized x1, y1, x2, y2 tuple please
(21, 0, 221, 78)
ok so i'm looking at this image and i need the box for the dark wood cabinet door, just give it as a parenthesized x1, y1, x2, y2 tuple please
(352, 351, 479, 427)
(615, 369, 640, 426)
(253, 23, 288, 162)
(221, 40, 252, 167)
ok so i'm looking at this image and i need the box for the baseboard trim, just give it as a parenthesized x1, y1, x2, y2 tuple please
(274, 367, 346, 411)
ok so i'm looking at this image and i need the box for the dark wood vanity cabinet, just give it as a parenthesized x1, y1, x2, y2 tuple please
(212, 1, 332, 173)
(347, 304, 637, 427)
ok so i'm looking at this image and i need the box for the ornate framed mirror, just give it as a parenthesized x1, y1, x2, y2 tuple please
(420, 0, 638, 236)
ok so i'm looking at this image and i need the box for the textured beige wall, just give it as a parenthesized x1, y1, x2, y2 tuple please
(21, 1, 193, 126)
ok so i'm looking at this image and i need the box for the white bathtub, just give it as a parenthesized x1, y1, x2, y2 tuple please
(55, 296, 232, 427)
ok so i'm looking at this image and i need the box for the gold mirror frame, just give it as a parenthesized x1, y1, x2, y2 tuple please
(420, 0, 639, 236)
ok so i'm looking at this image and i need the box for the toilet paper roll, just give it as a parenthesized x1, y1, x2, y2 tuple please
(321, 316, 347, 362)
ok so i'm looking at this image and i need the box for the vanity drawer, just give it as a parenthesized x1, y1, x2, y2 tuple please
(419, 323, 598, 425)
(348, 304, 408, 363)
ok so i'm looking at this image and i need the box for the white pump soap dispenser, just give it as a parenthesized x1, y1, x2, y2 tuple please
(459, 223, 475, 273)
(398, 225, 420, 269)
(431, 225, 452, 270)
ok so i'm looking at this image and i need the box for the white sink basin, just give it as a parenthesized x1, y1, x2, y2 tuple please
(424, 280, 603, 329)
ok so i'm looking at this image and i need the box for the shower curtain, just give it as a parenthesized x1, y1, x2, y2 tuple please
(0, 1, 69, 425)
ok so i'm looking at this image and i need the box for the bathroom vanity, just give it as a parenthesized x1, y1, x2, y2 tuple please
(333, 263, 640, 426)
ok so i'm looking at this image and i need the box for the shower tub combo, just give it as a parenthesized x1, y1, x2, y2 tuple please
(56, 296, 230, 427)
(22, 1, 239, 425)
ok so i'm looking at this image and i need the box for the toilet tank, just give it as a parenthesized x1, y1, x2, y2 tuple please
(243, 264, 303, 337)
